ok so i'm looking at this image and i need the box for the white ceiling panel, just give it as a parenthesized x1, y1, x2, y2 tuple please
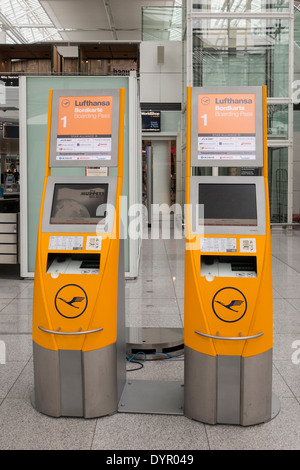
(41, 0, 108, 30)
(113, 30, 142, 41)
(0, 0, 180, 43)
(40, 0, 178, 42)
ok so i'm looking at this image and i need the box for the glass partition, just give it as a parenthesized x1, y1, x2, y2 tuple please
(192, 0, 289, 13)
(185, 0, 293, 223)
(192, 17, 289, 97)
(295, 4, 300, 47)
(22, 76, 130, 275)
(267, 104, 289, 140)
(268, 146, 288, 223)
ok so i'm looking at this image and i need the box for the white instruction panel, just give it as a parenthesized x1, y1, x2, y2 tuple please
(200, 237, 237, 253)
(48, 236, 83, 251)
(240, 238, 256, 253)
(86, 236, 102, 250)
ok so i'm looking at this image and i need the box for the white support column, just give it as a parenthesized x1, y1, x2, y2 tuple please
(152, 140, 171, 220)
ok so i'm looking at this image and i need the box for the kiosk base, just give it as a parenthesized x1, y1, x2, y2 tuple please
(119, 380, 184, 415)
(184, 346, 280, 426)
(32, 341, 125, 418)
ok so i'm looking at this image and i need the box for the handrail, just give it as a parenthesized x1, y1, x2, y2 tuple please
(195, 330, 264, 341)
(38, 326, 103, 335)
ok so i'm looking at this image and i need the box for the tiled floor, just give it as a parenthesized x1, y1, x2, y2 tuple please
(0, 227, 299, 450)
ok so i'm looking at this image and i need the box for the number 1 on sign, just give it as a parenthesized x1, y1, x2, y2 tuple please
(201, 114, 207, 126)
(61, 116, 67, 128)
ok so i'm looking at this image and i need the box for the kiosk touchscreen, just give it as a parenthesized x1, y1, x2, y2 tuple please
(184, 86, 279, 426)
(32, 88, 125, 418)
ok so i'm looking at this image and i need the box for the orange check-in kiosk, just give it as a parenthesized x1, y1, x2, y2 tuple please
(32, 89, 126, 418)
(184, 86, 280, 425)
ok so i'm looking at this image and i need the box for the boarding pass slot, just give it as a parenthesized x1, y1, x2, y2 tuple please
(201, 255, 257, 279)
(47, 253, 101, 276)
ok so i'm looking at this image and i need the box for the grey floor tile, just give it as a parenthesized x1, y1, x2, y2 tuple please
(125, 277, 176, 299)
(7, 359, 34, 399)
(273, 298, 300, 334)
(0, 227, 299, 450)
(205, 397, 300, 450)
(274, 254, 300, 273)
(0, 334, 32, 362)
(16, 285, 34, 299)
(272, 363, 294, 398)
(0, 298, 33, 315)
(287, 298, 300, 312)
(273, 285, 300, 299)
(0, 362, 27, 398)
(126, 314, 183, 328)
(0, 299, 14, 312)
(126, 297, 181, 316)
(0, 314, 32, 334)
(274, 360, 300, 398)
(0, 286, 29, 299)
(92, 413, 209, 450)
(0, 398, 97, 450)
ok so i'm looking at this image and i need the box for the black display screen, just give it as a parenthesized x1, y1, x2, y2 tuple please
(198, 183, 257, 226)
(50, 183, 109, 225)
(141, 111, 161, 132)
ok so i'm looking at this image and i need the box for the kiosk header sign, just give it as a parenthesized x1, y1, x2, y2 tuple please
(49, 89, 120, 167)
(191, 86, 263, 167)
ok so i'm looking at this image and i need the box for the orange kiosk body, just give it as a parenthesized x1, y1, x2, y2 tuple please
(184, 86, 280, 425)
(32, 88, 126, 418)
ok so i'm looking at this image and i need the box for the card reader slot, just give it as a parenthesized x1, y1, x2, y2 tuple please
(80, 260, 100, 269)
(231, 263, 256, 272)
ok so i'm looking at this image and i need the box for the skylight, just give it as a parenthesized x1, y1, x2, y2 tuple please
(0, 0, 63, 43)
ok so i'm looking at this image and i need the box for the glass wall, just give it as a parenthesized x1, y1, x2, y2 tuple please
(192, 0, 289, 13)
(142, 6, 182, 41)
(20, 76, 136, 277)
(192, 17, 289, 97)
(268, 147, 288, 222)
(267, 104, 289, 140)
(185, 0, 293, 223)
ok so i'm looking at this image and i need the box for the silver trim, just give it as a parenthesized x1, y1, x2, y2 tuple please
(38, 326, 103, 335)
(195, 330, 263, 340)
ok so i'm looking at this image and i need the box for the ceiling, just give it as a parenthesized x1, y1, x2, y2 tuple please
(0, 0, 180, 44)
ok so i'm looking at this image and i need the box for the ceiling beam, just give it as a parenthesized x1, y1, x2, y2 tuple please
(103, 0, 117, 40)
(0, 11, 27, 43)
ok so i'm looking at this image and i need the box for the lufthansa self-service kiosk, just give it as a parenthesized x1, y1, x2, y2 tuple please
(184, 86, 280, 426)
(32, 88, 126, 418)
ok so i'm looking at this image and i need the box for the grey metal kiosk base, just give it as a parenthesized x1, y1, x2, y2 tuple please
(184, 346, 280, 426)
(119, 380, 184, 415)
(32, 341, 125, 418)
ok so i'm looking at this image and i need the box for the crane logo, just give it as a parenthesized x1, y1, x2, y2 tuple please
(212, 287, 247, 323)
(55, 284, 88, 319)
